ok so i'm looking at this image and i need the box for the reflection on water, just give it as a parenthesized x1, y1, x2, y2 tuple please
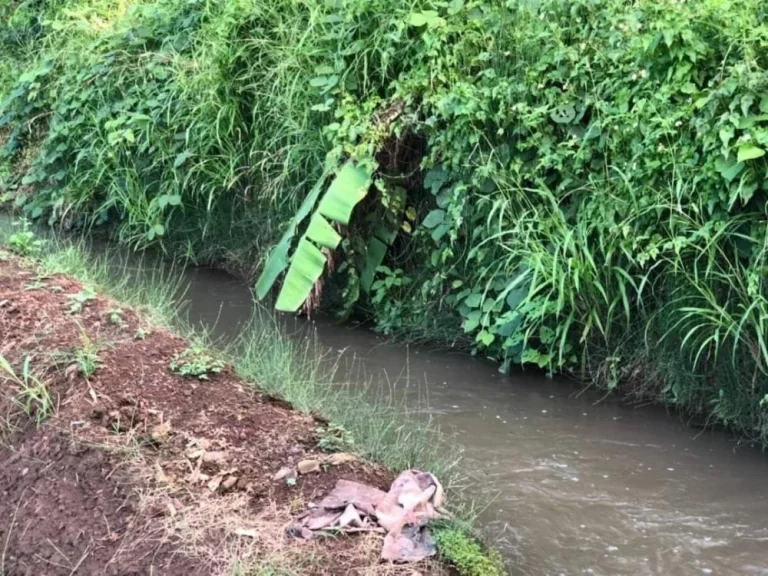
(180, 266, 768, 576)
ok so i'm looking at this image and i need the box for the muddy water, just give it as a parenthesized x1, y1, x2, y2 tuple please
(180, 266, 768, 576)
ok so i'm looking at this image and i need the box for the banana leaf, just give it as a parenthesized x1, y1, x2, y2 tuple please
(255, 165, 333, 300)
(317, 162, 371, 224)
(265, 161, 372, 312)
(275, 239, 326, 312)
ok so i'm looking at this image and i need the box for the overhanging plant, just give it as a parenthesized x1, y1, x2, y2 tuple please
(256, 160, 399, 312)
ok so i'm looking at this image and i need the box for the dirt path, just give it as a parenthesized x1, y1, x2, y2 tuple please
(0, 256, 447, 575)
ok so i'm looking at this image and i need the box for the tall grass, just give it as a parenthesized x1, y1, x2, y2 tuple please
(232, 310, 462, 481)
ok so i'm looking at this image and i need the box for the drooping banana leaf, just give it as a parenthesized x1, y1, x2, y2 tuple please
(260, 161, 373, 312)
(255, 164, 333, 300)
(317, 162, 371, 224)
(305, 214, 341, 248)
(275, 238, 327, 312)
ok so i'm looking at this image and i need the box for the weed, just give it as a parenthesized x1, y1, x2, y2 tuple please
(67, 287, 96, 315)
(170, 345, 225, 380)
(107, 308, 124, 327)
(134, 327, 151, 340)
(72, 329, 101, 379)
(0, 354, 54, 428)
(7, 220, 44, 257)
(433, 525, 505, 576)
(316, 422, 355, 453)
(22, 278, 47, 291)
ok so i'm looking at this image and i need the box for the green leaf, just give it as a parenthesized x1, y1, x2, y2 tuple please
(408, 10, 440, 27)
(550, 104, 576, 124)
(477, 330, 494, 346)
(259, 161, 373, 310)
(275, 239, 327, 312)
(737, 145, 765, 162)
(361, 237, 387, 292)
(255, 232, 292, 300)
(305, 214, 341, 249)
(174, 152, 190, 168)
(317, 162, 371, 225)
(715, 155, 745, 182)
(463, 310, 481, 332)
(464, 293, 482, 308)
(255, 165, 333, 300)
(422, 209, 445, 229)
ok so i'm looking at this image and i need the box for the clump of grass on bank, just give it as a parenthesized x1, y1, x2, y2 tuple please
(0, 219, 506, 575)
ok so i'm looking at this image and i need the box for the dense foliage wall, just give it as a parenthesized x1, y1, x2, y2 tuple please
(2, 0, 768, 442)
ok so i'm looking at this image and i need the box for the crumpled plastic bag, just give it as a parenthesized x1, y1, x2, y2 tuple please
(287, 470, 445, 563)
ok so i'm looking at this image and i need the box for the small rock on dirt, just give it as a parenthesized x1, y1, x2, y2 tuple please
(221, 476, 238, 492)
(325, 452, 356, 466)
(298, 459, 321, 475)
(274, 467, 296, 481)
(202, 451, 228, 464)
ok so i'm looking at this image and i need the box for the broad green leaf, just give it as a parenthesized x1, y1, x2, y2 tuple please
(306, 214, 341, 249)
(550, 104, 576, 124)
(255, 230, 292, 300)
(715, 155, 745, 182)
(408, 10, 440, 27)
(477, 330, 495, 346)
(422, 209, 445, 229)
(463, 310, 482, 332)
(317, 162, 371, 224)
(737, 145, 765, 162)
(255, 165, 333, 300)
(361, 237, 387, 292)
(505, 286, 529, 310)
(464, 293, 482, 308)
(275, 239, 326, 312)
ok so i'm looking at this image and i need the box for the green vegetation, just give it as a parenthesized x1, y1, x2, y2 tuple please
(71, 328, 101, 378)
(433, 524, 505, 576)
(0, 354, 54, 429)
(170, 343, 226, 380)
(316, 422, 355, 453)
(7, 219, 44, 256)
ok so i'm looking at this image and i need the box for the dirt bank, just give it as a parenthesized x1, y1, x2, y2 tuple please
(0, 255, 449, 575)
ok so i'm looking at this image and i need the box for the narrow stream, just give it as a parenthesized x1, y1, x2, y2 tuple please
(173, 265, 768, 575)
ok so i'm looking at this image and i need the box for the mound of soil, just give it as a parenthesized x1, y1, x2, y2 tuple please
(0, 256, 444, 575)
